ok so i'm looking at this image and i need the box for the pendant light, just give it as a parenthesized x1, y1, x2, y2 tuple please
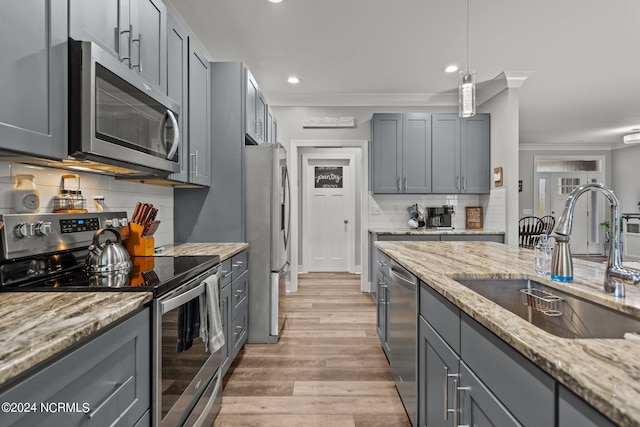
(459, 0, 476, 117)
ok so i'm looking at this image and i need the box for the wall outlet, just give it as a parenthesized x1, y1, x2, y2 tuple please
(523, 208, 533, 215)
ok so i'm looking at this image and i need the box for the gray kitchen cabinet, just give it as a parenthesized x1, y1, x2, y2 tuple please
(0, 308, 150, 427)
(220, 251, 249, 377)
(419, 316, 460, 427)
(166, 13, 189, 183)
(371, 113, 432, 194)
(375, 248, 391, 359)
(432, 114, 490, 194)
(163, 14, 210, 187)
(419, 281, 555, 427)
(69, 0, 167, 91)
(0, 0, 67, 159)
(267, 107, 278, 143)
(186, 40, 211, 186)
(246, 69, 267, 144)
(175, 62, 250, 242)
(557, 385, 616, 427)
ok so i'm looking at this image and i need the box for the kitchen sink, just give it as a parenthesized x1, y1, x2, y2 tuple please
(454, 278, 640, 339)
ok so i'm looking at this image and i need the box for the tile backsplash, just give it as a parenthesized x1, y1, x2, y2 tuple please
(0, 162, 173, 246)
(368, 193, 484, 229)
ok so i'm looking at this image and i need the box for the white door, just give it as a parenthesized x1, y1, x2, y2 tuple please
(303, 155, 355, 272)
(544, 172, 604, 255)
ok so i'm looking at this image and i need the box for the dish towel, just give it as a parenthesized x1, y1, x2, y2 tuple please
(199, 271, 225, 353)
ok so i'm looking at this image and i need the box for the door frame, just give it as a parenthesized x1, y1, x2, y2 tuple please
(289, 140, 369, 293)
(301, 152, 356, 273)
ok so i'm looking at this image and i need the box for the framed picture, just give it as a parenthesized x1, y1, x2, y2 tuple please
(466, 206, 483, 230)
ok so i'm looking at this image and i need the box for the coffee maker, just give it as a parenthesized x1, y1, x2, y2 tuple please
(426, 205, 455, 228)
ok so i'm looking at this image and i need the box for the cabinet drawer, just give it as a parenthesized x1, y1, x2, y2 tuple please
(231, 305, 248, 358)
(0, 309, 150, 427)
(219, 258, 233, 288)
(375, 248, 391, 277)
(461, 313, 555, 427)
(231, 251, 248, 280)
(231, 270, 248, 316)
(420, 282, 460, 354)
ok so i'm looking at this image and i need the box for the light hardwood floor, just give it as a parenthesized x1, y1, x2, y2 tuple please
(213, 272, 411, 427)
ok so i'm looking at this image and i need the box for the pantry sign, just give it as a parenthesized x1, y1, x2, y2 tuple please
(315, 166, 343, 188)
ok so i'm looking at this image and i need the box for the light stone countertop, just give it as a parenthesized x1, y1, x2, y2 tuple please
(156, 242, 248, 261)
(375, 240, 640, 427)
(369, 228, 505, 235)
(0, 292, 151, 387)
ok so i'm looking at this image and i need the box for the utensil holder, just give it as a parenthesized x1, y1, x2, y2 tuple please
(126, 223, 155, 256)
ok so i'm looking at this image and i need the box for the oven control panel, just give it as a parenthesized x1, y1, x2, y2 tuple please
(0, 212, 129, 260)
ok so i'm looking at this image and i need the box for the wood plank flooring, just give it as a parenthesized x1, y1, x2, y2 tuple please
(213, 272, 411, 427)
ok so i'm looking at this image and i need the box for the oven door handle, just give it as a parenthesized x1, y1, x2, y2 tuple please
(161, 282, 205, 314)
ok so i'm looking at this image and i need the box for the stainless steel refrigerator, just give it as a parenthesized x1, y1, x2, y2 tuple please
(244, 143, 291, 343)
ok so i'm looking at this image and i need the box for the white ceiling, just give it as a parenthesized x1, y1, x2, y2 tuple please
(166, 0, 640, 148)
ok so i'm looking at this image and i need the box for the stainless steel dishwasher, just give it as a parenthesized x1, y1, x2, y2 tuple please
(389, 259, 417, 426)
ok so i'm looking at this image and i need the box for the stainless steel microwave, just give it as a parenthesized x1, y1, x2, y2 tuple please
(68, 40, 180, 175)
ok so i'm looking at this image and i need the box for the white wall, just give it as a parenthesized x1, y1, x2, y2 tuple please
(0, 162, 174, 245)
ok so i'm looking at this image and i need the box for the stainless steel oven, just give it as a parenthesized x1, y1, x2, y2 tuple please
(68, 39, 180, 175)
(154, 267, 222, 427)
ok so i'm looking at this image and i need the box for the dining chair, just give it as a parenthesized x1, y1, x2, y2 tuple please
(519, 216, 545, 249)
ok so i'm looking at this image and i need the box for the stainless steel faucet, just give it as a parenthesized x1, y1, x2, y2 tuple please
(550, 183, 640, 297)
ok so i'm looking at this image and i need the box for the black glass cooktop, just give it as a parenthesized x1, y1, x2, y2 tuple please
(0, 254, 220, 297)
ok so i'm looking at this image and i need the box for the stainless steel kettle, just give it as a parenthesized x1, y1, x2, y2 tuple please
(85, 228, 132, 274)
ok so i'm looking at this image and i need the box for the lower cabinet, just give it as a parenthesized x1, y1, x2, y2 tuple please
(418, 282, 617, 427)
(220, 250, 249, 377)
(375, 249, 391, 359)
(0, 308, 151, 427)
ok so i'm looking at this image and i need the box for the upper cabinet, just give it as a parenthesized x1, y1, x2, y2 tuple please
(69, 0, 167, 91)
(187, 40, 211, 186)
(371, 113, 432, 194)
(267, 107, 278, 143)
(246, 69, 267, 144)
(0, 0, 68, 159)
(432, 113, 491, 194)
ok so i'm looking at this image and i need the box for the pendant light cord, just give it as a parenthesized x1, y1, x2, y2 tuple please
(466, 0, 469, 72)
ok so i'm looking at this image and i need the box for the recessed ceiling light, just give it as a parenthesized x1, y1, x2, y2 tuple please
(444, 65, 459, 73)
(268, 0, 282, 3)
(624, 133, 640, 144)
(287, 76, 300, 84)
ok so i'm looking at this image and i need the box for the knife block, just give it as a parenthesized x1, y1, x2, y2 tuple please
(126, 223, 155, 256)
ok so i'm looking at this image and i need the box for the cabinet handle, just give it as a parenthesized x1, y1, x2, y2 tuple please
(462, 176, 466, 191)
(87, 376, 134, 418)
(118, 25, 132, 65)
(190, 151, 199, 177)
(456, 176, 461, 191)
(444, 367, 459, 421)
(397, 176, 401, 192)
(376, 260, 387, 267)
(131, 33, 142, 72)
(455, 382, 471, 427)
(235, 289, 245, 296)
(222, 270, 233, 279)
(403, 175, 408, 192)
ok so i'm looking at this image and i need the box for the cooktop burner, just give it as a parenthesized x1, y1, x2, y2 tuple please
(0, 255, 220, 297)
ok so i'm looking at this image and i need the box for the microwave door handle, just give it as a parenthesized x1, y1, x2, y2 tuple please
(163, 110, 180, 160)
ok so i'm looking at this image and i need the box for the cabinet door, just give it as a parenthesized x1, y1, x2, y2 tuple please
(188, 40, 211, 186)
(166, 13, 189, 183)
(419, 316, 460, 427)
(402, 113, 432, 193)
(461, 114, 491, 194)
(256, 91, 267, 144)
(220, 283, 232, 375)
(69, 0, 121, 57)
(372, 113, 402, 193)
(376, 268, 386, 344)
(557, 385, 616, 427)
(130, 0, 167, 91)
(432, 114, 461, 194)
(246, 69, 260, 143)
(0, 0, 67, 159)
(382, 276, 391, 358)
(458, 362, 520, 426)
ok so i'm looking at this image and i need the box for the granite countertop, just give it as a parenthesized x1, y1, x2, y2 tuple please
(369, 228, 505, 235)
(375, 240, 640, 427)
(0, 292, 151, 387)
(157, 242, 248, 261)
